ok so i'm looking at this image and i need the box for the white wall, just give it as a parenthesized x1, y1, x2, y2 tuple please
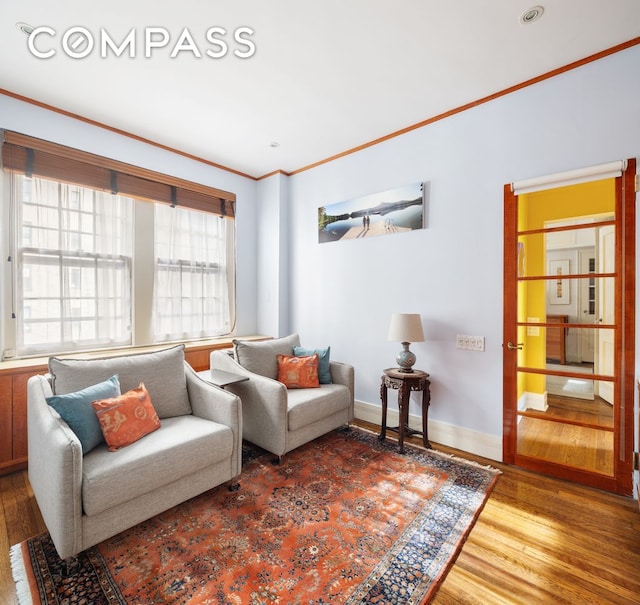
(274, 44, 640, 460)
(0, 94, 259, 338)
(2, 44, 639, 463)
(256, 173, 289, 337)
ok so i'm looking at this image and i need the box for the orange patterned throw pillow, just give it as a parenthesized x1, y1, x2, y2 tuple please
(92, 383, 161, 451)
(276, 354, 320, 389)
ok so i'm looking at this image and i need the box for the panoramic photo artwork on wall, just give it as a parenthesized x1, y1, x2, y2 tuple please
(318, 182, 424, 243)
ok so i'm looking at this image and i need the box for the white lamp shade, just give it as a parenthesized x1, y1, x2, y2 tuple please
(388, 313, 424, 343)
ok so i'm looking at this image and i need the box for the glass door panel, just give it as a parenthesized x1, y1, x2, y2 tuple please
(516, 369, 614, 425)
(513, 180, 618, 480)
(517, 183, 615, 230)
(517, 416, 613, 475)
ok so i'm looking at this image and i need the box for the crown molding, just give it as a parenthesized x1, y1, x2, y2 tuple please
(2, 36, 639, 183)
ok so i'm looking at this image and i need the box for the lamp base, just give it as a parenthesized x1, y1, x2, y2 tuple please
(395, 342, 416, 373)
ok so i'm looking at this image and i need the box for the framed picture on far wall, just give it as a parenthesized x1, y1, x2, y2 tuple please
(318, 182, 424, 244)
(548, 259, 570, 304)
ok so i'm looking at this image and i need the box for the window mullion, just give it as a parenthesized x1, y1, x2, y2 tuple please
(57, 183, 65, 345)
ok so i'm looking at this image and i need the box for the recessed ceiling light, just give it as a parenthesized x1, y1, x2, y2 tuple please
(520, 6, 544, 24)
(16, 22, 35, 35)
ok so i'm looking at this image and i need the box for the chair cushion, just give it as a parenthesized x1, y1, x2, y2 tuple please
(81, 415, 233, 516)
(45, 374, 121, 454)
(233, 334, 300, 379)
(287, 384, 351, 431)
(48, 345, 191, 419)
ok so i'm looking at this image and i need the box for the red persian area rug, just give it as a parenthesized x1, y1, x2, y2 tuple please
(11, 427, 500, 604)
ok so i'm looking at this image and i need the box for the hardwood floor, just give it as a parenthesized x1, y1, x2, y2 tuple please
(1, 423, 639, 604)
(545, 393, 614, 428)
(0, 471, 46, 605)
(518, 394, 615, 475)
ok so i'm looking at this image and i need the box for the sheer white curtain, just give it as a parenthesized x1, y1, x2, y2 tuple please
(16, 175, 133, 355)
(154, 204, 233, 341)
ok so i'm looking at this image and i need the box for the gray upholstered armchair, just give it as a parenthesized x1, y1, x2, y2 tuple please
(210, 334, 354, 461)
(27, 345, 242, 559)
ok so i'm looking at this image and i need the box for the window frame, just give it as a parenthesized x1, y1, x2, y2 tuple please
(1, 131, 237, 359)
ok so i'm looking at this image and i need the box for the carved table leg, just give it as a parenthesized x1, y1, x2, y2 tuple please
(398, 381, 410, 454)
(422, 380, 432, 449)
(378, 377, 388, 442)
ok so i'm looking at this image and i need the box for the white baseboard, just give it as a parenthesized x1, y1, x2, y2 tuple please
(354, 400, 503, 462)
(519, 391, 548, 412)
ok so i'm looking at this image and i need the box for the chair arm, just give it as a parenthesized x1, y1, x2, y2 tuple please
(210, 350, 289, 455)
(330, 361, 355, 420)
(330, 361, 355, 394)
(184, 364, 242, 477)
(27, 375, 84, 560)
(185, 362, 242, 426)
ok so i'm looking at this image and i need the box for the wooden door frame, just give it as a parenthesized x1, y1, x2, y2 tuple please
(503, 183, 518, 465)
(502, 159, 636, 496)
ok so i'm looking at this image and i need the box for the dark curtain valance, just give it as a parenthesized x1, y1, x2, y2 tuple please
(1, 130, 235, 218)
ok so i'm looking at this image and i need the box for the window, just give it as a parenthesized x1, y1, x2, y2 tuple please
(15, 175, 133, 355)
(154, 204, 234, 341)
(2, 130, 236, 358)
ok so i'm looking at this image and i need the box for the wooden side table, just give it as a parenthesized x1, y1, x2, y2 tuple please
(378, 368, 431, 453)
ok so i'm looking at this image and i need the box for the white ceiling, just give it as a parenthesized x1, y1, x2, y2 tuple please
(2, 1, 640, 178)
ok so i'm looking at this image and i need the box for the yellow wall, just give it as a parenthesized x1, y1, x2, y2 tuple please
(519, 179, 615, 230)
(516, 179, 615, 400)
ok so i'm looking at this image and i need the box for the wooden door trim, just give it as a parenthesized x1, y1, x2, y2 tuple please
(514, 454, 619, 492)
(502, 160, 636, 496)
(502, 184, 518, 464)
(619, 158, 636, 494)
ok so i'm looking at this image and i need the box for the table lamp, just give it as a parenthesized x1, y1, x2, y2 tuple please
(388, 313, 424, 373)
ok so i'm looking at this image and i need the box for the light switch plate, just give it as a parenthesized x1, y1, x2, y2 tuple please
(456, 335, 485, 351)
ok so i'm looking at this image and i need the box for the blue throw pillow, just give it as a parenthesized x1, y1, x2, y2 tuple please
(46, 374, 121, 454)
(293, 346, 332, 384)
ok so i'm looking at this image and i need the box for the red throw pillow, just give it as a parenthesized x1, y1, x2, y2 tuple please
(92, 383, 160, 451)
(276, 354, 320, 389)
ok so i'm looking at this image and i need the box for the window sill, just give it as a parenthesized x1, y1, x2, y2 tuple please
(0, 335, 270, 374)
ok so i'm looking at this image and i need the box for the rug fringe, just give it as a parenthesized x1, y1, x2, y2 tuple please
(427, 447, 503, 475)
(10, 543, 34, 605)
